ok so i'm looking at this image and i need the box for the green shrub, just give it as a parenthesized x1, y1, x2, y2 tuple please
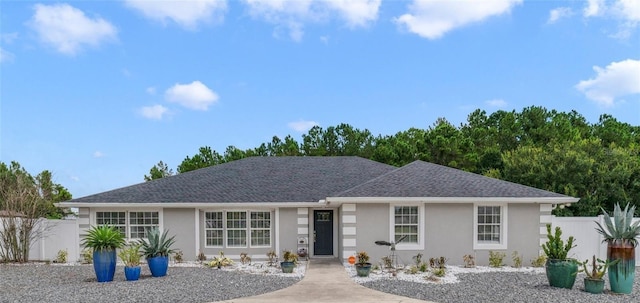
(55, 249, 68, 263)
(489, 251, 506, 268)
(541, 224, 575, 260)
(512, 251, 522, 268)
(531, 254, 547, 267)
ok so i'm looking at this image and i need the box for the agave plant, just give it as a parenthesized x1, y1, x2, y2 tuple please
(137, 228, 177, 259)
(595, 203, 640, 246)
(81, 225, 125, 251)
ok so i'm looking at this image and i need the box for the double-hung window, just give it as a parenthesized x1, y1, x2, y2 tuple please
(390, 205, 423, 250)
(205, 212, 224, 247)
(95, 211, 159, 240)
(474, 204, 507, 249)
(226, 211, 247, 247)
(204, 210, 272, 248)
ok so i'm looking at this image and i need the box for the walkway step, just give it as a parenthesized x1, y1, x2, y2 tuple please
(214, 258, 431, 303)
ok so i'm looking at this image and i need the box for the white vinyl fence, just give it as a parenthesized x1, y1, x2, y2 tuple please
(0, 218, 79, 262)
(552, 216, 640, 265)
(29, 219, 79, 262)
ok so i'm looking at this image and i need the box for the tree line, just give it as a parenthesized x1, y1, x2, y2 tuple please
(146, 106, 640, 217)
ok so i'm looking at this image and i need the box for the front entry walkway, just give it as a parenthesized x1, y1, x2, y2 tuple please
(214, 258, 432, 303)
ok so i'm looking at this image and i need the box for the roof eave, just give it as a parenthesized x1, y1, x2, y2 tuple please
(55, 201, 327, 208)
(326, 196, 580, 204)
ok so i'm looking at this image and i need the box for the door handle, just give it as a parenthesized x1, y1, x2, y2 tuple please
(313, 231, 317, 243)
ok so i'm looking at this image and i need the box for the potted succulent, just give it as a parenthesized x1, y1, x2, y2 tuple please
(541, 224, 578, 289)
(137, 228, 176, 278)
(208, 251, 233, 269)
(81, 225, 125, 282)
(280, 250, 298, 273)
(595, 203, 640, 294)
(578, 255, 617, 294)
(118, 244, 142, 281)
(355, 251, 372, 277)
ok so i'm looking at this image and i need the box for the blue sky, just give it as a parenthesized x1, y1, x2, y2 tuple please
(1, 0, 639, 198)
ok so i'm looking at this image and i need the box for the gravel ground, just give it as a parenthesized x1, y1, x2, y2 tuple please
(361, 269, 640, 303)
(0, 263, 301, 303)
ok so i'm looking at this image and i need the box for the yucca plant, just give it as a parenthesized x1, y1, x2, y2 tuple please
(137, 228, 176, 259)
(81, 225, 125, 251)
(595, 203, 640, 246)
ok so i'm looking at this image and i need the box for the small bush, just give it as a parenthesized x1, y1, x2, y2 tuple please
(240, 252, 252, 265)
(418, 262, 428, 272)
(173, 250, 183, 263)
(489, 251, 506, 268)
(432, 267, 446, 277)
(413, 253, 423, 266)
(463, 254, 475, 268)
(266, 250, 278, 266)
(408, 265, 419, 274)
(81, 248, 93, 264)
(512, 251, 522, 268)
(531, 254, 547, 267)
(196, 250, 207, 263)
(55, 249, 68, 263)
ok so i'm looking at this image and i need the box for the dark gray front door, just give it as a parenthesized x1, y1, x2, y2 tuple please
(313, 210, 333, 255)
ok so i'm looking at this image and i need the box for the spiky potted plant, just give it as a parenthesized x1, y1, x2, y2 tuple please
(541, 224, 578, 289)
(137, 228, 176, 277)
(355, 251, 372, 277)
(81, 225, 125, 282)
(595, 203, 640, 294)
(578, 255, 617, 294)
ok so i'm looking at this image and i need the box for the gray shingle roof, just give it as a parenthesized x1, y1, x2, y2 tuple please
(335, 160, 568, 198)
(69, 157, 396, 203)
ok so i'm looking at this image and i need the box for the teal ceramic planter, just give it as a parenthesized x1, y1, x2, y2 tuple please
(355, 263, 372, 277)
(93, 250, 117, 282)
(608, 243, 635, 294)
(148, 256, 169, 277)
(584, 278, 605, 294)
(281, 261, 295, 273)
(545, 259, 578, 289)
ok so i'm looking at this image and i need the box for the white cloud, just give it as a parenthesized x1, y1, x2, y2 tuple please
(485, 99, 507, 107)
(584, 0, 604, 17)
(548, 7, 573, 24)
(93, 151, 105, 158)
(575, 59, 640, 107)
(394, 0, 522, 40)
(243, 0, 380, 41)
(165, 81, 219, 111)
(0, 48, 14, 63)
(146, 87, 157, 95)
(288, 120, 319, 132)
(582, 0, 639, 39)
(28, 3, 117, 55)
(140, 104, 169, 120)
(323, 0, 381, 28)
(124, 0, 227, 30)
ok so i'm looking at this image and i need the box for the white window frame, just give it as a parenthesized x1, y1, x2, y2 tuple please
(204, 211, 224, 248)
(203, 210, 273, 249)
(389, 204, 424, 250)
(226, 211, 247, 248)
(473, 204, 508, 250)
(92, 209, 162, 240)
(128, 211, 160, 239)
(250, 211, 271, 248)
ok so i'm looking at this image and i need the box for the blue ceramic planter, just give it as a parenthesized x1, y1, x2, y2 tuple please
(124, 266, 141, 281)
(148, 256, 169, 277)
(93, 250, 117, 282)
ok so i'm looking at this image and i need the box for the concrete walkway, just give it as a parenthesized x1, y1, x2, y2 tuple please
(215, 258, 431, 303)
